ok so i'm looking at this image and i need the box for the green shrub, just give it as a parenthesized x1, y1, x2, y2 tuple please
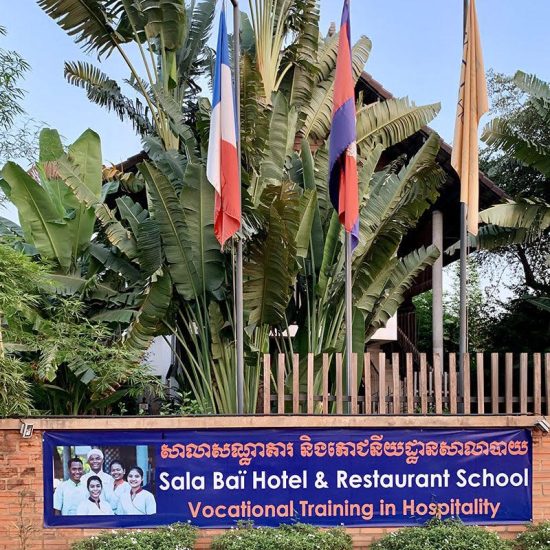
(514, 521, 550, 549)
(211, 521, 352, 550)
(370, 519, 511, 550)
(70, 522, 197, 550)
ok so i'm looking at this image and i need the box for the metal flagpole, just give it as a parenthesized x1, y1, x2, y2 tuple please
(458, 0, 469, 411)
(230, 0, 244, 415)
(345, 232, 352, 415)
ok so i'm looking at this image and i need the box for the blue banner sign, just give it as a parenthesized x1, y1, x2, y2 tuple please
(43, 428, 532, 528)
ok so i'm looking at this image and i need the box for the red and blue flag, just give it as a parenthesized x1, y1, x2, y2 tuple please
(207, 3, 240, 246)
(329, 0, 359, 247)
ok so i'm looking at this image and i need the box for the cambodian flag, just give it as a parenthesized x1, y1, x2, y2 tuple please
(329, 0, 359, 247)
(207, 3, 240, 246)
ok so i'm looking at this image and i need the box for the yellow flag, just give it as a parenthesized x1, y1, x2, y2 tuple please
(451, 0, 488, 236)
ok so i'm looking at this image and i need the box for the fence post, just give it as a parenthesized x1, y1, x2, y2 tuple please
(263, 355, 271, 414)
(434, 353, 442, 415)
(379, 352, 386, 414)
(307, 353, 314, 415)
(364, 353, 372, 415)
(392, 353, 400, 414)
(277, 354, 285, 414)
(477, 352, 485, 414)
(491, 353, 499, 414)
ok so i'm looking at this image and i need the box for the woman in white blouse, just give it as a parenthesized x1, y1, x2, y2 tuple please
(117, 466, 156, 515)
(76, 475, 114, 515)
(109, 460, 130, 514)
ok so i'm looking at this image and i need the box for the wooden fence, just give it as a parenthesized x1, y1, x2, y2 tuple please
(262, 352, 550, 415)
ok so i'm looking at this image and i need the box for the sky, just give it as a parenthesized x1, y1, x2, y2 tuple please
(1, 0, 549, 211)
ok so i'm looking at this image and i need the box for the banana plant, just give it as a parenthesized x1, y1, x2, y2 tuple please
(0, 128, 101, 274)
(476, 71, 550, 314)
(480, 71, 550, 239)
(35, 0, 449, 414)
(40, 0, 217, 150)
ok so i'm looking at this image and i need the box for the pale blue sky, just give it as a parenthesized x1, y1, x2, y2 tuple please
(1, 0, 549, 163)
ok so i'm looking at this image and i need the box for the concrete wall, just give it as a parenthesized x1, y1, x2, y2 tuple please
(0, 416, 547, 550)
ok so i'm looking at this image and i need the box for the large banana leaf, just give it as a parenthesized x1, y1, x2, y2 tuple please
(116, 195, 149, 235)
(514, 70, 550, 101)
(317, 212, 342, 298)
(37, 0, 127, 57)
(301, 36, 371, 140)
(479, 199, 550, 234)
(364, 246, 440, 339)
(49, 273, 123, 302)
(39, 128, 64, 162)
(240, 52, 269, 167)
(1, 162, 72, 272)
(88, 243, 141, 282)
(60, 155, 137, 260)
(300, 141, 324, 267)
(177, 0, 216, 86)
(139, 161, 199, 300)
(56, 129, 102, 262)
(251, 92, 298, 205)
(353, 133, 443, 260)
(295, 189, 317, 258)
(137, 218, 163, 277)
(143, 135, 187, 191)
(356, 98, 440, 152)
(244, 206, 294, 329)
(124, 271, 173, 351)
(283, 0, 320, 109)
(142, 0, 186, 51)
(179, 161, 225, 298)
(64, 61, 153, 135)
(482, 118, 550, 178)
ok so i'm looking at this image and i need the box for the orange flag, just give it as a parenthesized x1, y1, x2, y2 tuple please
(451, 0, 488, 236)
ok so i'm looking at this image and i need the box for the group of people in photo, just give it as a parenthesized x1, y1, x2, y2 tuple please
(53, 448, 156, 516)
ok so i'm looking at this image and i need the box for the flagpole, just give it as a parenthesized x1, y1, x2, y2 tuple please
(345, 232, 352, 415)
(458, 0, 469, 411)
(230, 0, 244, 415)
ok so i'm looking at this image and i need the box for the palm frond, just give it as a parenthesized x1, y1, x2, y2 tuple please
(124, 271, 172, 352)
(251, 92, 298, 204)
(177, 0, 216, 89)
(482, 118, 550, 178)
(65, 61, 153, 135)
(179, 161, 225, 298)
(115, 196, 149, 236)
(479, 199, 550, 234)
(139, 161, 200, 300)
(37, 0, 126, 57)
(88, 242, 140, 282)
(356, 98, 440, 152)
(364, 245, 440, 339)
(244, 205, 294, 329)
(514, 71, 550, 102)
(136, 218, 162, 277)
(300, 36, 371, 140)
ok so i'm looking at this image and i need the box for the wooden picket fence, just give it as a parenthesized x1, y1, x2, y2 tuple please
(261, 352, 550, 415)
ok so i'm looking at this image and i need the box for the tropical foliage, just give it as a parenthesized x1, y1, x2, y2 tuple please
(480, 71, 550, 242)
(0, 242, 162, 416)
(478, 70, 550, 320)
(26, 0, 447, 413)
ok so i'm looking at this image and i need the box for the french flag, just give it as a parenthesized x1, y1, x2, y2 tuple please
(329, 0, 359, 247)
(207, 3, 240, 246)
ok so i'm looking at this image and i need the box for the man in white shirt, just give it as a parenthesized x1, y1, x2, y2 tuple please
(53, 458, 87, 515)
(81, 448, 116, 509)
